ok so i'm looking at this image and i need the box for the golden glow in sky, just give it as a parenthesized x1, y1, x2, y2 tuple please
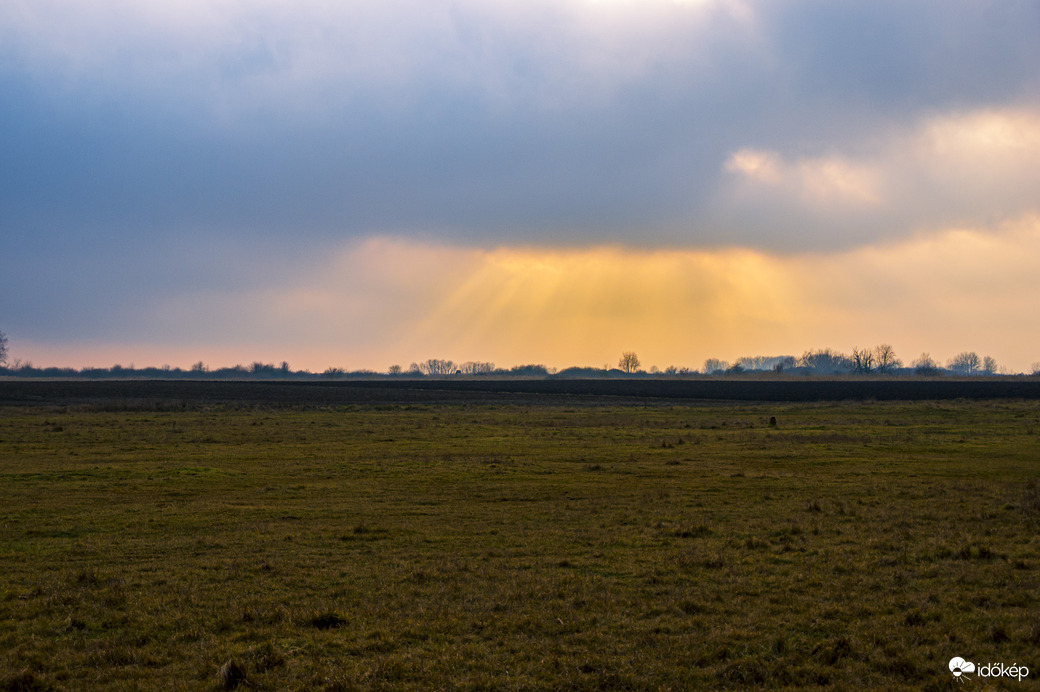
(392, 215, 1040, 372)
(21, 215, 1040, 373)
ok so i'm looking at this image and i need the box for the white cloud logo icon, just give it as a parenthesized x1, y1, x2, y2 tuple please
(950, 657, 976, 678)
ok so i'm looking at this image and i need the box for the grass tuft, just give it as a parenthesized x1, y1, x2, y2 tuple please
(1028, 618, 1040, 646)
(703, 552, 726, 569)
(309, 611, 348, 630)
(0, 671, 55, 692)
(217, 658, 247, 690)
(813, 636, 853, 665)
(673, 525, 712, 538)
(243, 642, 284, 673)
(1022, 480, 1040, 517)
(956, 544, 999, 561)
(678, 600, 707, 615)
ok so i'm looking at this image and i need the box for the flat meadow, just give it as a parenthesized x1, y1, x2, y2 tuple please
(1, 390, 1038, 690)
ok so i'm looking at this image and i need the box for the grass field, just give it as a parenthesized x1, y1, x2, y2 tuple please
(1, 395, 1038, 690)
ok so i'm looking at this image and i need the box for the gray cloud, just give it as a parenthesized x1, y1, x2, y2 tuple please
(4, 1, 1036, 246)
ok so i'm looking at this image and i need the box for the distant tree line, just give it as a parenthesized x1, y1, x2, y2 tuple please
(698, 346, 1007, 377)
(0, 329, 1037, 379)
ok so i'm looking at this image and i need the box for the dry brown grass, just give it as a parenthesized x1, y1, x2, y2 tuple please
(0, 397, 1037, 689)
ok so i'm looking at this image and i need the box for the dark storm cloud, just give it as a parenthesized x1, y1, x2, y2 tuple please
(3, 1, 1036, 247)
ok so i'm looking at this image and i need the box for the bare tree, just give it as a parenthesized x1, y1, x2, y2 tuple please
(948, 351, 981, 375)
(459, 361, 495, 375)
(387, 364, 403, 375)
(982, 356, 998, 375)
(0, 330, 7, 367)
(703, 358, 729, 374)
(618, 352, 640, 374)
(912, 353, 940, 375)
(1032, 362, 1040, 376)
(420, 358, 456, 375)
(800, 349, 851, 374)
(851, 347, 875, 373)
(735, 356, 764, 371)
(735, 355, 797, 372)
(873, 344, 901, 373)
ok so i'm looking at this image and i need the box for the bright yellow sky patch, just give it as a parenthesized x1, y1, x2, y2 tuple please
(344, 215, 1040, 372)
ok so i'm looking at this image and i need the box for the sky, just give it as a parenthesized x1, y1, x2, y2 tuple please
(2, 0, 1039, 372)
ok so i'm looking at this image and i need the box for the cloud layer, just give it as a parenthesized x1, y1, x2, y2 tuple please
(717, 108, 1040, 247)
(3, 0, 1037, 247)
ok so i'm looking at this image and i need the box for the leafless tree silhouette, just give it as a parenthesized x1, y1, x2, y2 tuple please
(800, 349, 851, 374)
(948, 352, 981, 375)
(912, 353, 940, 375)
(703, 358, 729, 374)
(873, 344, 901, 373)
(851, 348, 875, 373)
(618, 352, 640, 374)
(420, 359, 456, 375)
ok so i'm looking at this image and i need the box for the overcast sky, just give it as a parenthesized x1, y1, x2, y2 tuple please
(2, 0, 1039, 371)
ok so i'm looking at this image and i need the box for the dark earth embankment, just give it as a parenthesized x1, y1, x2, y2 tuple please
(2, 377, 1040, 406)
